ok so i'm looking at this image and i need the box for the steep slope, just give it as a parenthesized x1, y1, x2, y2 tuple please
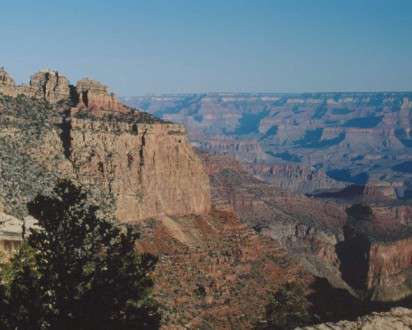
(201, 152, 412, 303)
(136, 210, 306, 329)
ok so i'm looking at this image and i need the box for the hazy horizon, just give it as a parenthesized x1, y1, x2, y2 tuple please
(1, 0, 412, 95)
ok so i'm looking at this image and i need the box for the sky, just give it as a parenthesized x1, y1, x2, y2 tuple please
(1, 0, 412, 95)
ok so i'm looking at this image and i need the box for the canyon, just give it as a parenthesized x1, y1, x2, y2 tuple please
(1, 68, 412, 328)
(201, 152, 412, 303)
(125, 93, 412, 199)
(0, 68, 308, 328)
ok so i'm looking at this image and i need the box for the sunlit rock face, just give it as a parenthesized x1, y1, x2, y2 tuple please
(69, 119, 211, 222)
(0, 68, 70, 103)
(0, 67, 17, 97)
(0, 68, 211, 224)
(75, 78, 128, 113)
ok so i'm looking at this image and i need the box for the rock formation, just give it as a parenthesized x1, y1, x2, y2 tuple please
(0, 67, 17, 96)
(368, 237, 412, 301)
(245, 162, 345, 194)
(299, 307, 412, 330)
(201, 152, 412, 302)
(0, 67, 70, 103)
(23, 69, 70, 103)
(75, 78, 127, 113)
(2, 67, 412, 328)
(0, 71, 309, 328)
(0, 67, 211, 224)
(69, 119, 211, 222)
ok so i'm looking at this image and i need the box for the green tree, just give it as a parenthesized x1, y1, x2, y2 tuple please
(260, 282, 312, 330)
(2, 180, 160, 330)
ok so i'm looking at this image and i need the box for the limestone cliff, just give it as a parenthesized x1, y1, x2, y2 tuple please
(0, 67, 211, 224)
(69, 118, 211, 222)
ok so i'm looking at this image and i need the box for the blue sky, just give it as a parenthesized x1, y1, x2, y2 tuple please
(1, 0, 411, 95)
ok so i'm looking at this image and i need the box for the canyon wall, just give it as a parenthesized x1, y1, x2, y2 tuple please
(0, 67, 211, 226)
(368, 237, 412, 301)
(69, 119, 210, 222)
(202, 153, 412, 302)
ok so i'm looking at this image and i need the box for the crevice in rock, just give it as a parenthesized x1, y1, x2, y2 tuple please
(138, 128, 148, 183)
(58, 109, 72, 160)
(69, 85, 79, 106)
(81, 91, 89, 107)
(42, 72, 49, 99)
(139, 129, 147, 167)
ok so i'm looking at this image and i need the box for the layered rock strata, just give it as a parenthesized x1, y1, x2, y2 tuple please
(0, 67, 211, 224)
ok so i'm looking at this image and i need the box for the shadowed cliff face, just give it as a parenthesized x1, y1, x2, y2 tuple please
(336, 225, 371, 292)
(201, 153, 412, 303)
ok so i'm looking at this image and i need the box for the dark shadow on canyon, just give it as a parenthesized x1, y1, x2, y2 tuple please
(308, 277, 412, 324)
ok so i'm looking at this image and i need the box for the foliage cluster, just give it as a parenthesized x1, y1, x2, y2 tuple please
(0, 180, 160, 329)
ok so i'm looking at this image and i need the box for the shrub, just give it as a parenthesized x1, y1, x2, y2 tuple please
(259, 282, 312, 330)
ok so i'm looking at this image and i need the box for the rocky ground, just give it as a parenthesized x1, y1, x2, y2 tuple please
(299, 307, 412, 330)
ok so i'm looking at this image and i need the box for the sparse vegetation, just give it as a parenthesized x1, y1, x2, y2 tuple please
(0, 94, 59, 217)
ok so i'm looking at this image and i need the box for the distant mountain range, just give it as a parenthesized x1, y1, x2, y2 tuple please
(123, 92, 412, 200)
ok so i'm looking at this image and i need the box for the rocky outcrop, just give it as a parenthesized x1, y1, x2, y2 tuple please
(0, 212, 37, 257)
(0, 67, 17, 97)
(245, 163, 345, 194)
(21, 70, 70, 103)
(0, 67, 124, 109)
(0, 68, 70, 103)
(75, 78, 127, 113)
(299, 307, 412, 330)
(198, 138, 268, 163)
(69, 119, 211, 222)
(0, 68, 211, 223)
